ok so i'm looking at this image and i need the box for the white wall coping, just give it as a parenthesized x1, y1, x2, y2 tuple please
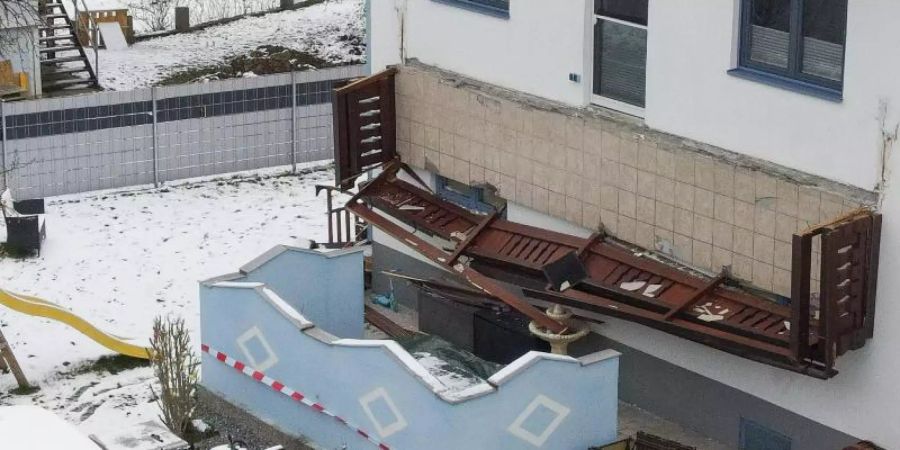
(206, 281, 621, 406)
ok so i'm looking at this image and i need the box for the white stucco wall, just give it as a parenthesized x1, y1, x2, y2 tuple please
(368, 0, 900, 445)
(369, 0, 900, 190)
(369, 0, 592, 106)
(644, 0, 900, 191)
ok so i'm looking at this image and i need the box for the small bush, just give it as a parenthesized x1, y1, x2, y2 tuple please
(150, 315, 200, 441)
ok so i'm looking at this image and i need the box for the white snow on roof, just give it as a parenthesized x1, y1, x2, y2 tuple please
(0, 405, 100, 450)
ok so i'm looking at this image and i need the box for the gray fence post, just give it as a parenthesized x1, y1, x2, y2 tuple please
(151, 87, 159, 187)
(291, 70, 298, 173)
(0, 101, 6, 190)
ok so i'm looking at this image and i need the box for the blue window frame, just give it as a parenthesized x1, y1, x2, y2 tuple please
(432, 0, 509, 19)
(733, 0, 847, 99)
(740, 418, 792, 450)
(436, 177, 502, 215)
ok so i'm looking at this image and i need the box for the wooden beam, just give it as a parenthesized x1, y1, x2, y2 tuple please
(447, 211, 498, 266)
(576, 230, 606, 261)
(663, 271, 728, 321)
(0, 328, 29, 389)
(790, 233, 812, 362)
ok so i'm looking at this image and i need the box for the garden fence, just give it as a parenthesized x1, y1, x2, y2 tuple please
(0, 64, 367, 199)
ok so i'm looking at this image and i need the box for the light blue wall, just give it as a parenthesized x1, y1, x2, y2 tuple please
(228, 246, 365, 339)
(201, 279, 620, 450)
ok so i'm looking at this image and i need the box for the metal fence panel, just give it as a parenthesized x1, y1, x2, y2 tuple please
(0, 64, 367, 199)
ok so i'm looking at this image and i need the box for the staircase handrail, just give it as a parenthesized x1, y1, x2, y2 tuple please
(72, 0, 99, 80)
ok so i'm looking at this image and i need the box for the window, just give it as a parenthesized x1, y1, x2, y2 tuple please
(740, 418, 792, 450)
(592, 0, 649, 115)
(436, 177, 505, 215)
(737, 0, 847, 96)
(433, 0, 509, 18)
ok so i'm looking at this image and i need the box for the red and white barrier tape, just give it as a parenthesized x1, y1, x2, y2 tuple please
(201, 344, 392, 450)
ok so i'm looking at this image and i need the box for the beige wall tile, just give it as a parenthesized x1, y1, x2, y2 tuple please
(566, 197, 583, 224)
(532, 163, 549, 189)
(754, 205, 776, 237)
(470, 164, 486, 185)
(601, 131, 621, 162)
(656, 177, 675, 205)
(620, 135, 639, 167)
(733, 254, 753, 281)
(695, 156, 716, 191)
(638, 142, 657, 172)
(425, 126, 440, 151)
(656, 202, 674, 231)
(566, 116, 585, 150)
(619, 190, 637, 219)
(636, 221, 655, 249)
(584, 126, 604, 156)
(695, 188, 715, 217)
(675, 208, 693, 236)
(619, 165, 638, 193)
(713, 220, 734, 250)
(601, 209, 618, 234)
(601, 159, 619, 186)
(532, 186, 550, 213)
(774, 240, 792, 270)
(714, 195, 734, 224)
(675, 182, 694, 210)
(618, 215, 637, 242)
(566, 148, 585, 174)
(500, 174, 516, 200)
(756, 172, 777, 200)
(566, 175, 586, 200)
(714, 162, 735, 197)
(734, 169, 756, 203)
(655, 228, 674, 255)
(776, 179, 799, 216)
(693, 241, 713, 270)
(734, 227, 754, 257)
(693, 214, 713, 244)
(638, 170, 656, 198)
(516, 156, 534, 182)
(656, 148, 675, 179)
(549, 191, 566, 218)
(734, 200, 754, 229)
(500, 150, 517, 176)
(754, 234, 775, 264)
(531, 138, 550, 165)
(675, 153, 695, 184)
(601, 185, 619, 211)
(583, 203, 601, 230)
(773, 268, 791, 297)
(674, 233, 693, 262)
(469, 140, 486, 168)
(515, 181, 533, 208)
(713, 246, 733, 271)
(752, 260, 774, 290)
(637, 195, 655, 224)
(425, 149, 440, 172)
(547, 167, 566, 194)
(775, 214, 797, 243)
(410, 144, 426, 169)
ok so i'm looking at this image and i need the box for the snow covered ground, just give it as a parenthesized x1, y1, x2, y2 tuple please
(0, 164, 335, 438)
(81, 0, 364, 90)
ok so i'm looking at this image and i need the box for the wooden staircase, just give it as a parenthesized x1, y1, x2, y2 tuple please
(38, 1, 98, 93)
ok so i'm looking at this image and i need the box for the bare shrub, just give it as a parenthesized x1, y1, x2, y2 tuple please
(150, 315, 199, 440)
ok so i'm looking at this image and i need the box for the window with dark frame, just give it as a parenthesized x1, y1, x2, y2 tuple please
(739, 0, 847, 94)
(433, 0, 509, 18)
(592, 0, 649, 110)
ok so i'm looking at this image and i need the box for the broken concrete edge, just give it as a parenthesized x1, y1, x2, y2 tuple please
(401, 59, 878, 206)
(203, 279, 621, 406)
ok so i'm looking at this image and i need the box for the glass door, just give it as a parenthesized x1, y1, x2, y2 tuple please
(592, 0, 649, 116)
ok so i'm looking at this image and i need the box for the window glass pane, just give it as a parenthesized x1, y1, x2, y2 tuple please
(801, 0, 847, 81)
(748, 0, 791, 69)
(593, 19, 647, 108)
(595, 0, 648, 26)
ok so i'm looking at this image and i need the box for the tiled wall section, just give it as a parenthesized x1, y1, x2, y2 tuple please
(394, 65, 876, 297)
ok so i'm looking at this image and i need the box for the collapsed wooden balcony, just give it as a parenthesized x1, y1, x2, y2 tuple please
(345, 162, 881, 379)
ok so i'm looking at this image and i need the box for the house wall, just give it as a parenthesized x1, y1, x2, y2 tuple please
(369, 0, 591, 106)
(200, 281, 621, 450)
(395, 64, 875, 298)
(369, 0, 900, 190)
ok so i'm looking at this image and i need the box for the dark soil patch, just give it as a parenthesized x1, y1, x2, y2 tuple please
(70, 354, 151, 376)
(157, 45, 362, 86)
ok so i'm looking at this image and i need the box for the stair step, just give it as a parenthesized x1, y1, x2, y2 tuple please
(40, 25, 73, 30)
(43, 13, 68, 19)
(42, 67, 90, 76)
(41, 55, 88, 64)
(39, 36, 76, 44)
(43, 78, 95, 90)
(39, 45, 80, 53)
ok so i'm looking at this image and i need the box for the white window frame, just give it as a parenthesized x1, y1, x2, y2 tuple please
(590, 13, 648, 118)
